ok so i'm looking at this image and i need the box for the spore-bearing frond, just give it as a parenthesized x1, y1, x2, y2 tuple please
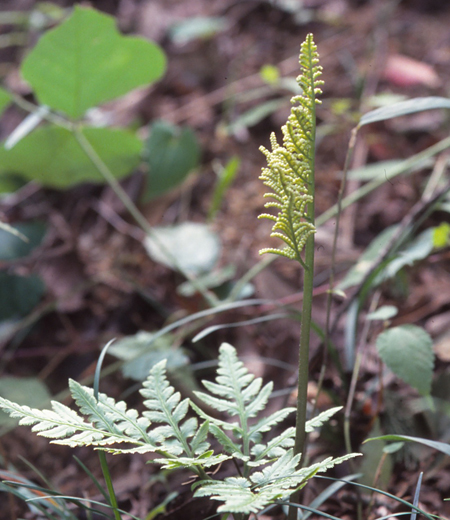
(259, 33, 322, 264)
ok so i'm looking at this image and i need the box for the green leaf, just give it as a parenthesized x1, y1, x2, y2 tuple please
(195, 343, 265, 422)
(144, 222, 221, 275)
(359, 97, 450, 127)
(367, 434, 450, 457)
(140, 360, 201, 457)
(0, 221, 46, 260)
(21, 6, 166, 119)
(305, 406, 342, 432)
(0, 87, 11, 116)
(0, 377, 51, 426)
(209, 423, 246, 459)
(0, 173, 25, 195)
(250, 427, 295, 465)
(0, 272, 45, 321)
(376, 325, 434, 395)
(208, 157, 240, 220)
(142, 121, 200, 202)
(0, 126, 142, 188)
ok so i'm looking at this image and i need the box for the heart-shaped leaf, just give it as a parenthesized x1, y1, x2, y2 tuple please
(21, 6, 166, 119)
(376, 325, 434, 395)
(0, 125, 142, 188)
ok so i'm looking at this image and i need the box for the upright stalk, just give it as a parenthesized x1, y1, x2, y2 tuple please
(257, 34, 322, 520)
(294, 211, 315, 463)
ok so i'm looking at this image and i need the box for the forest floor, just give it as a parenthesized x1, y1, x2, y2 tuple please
(2, 0, 450, 519)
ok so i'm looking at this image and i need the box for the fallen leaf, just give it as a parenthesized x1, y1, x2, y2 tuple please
(383, 54, 441, 88)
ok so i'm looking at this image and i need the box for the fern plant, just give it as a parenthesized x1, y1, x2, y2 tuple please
(259, 34, 322, 471)
(0, 343, 358, 518)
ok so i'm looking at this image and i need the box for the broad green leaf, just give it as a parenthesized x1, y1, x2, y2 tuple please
(0, 377, 51, 426)
(0, 173, 24, 195)
(142, 121, 200, 202)
(21, 6, 166, 119)
(0, 272, 45, 321)
(0, 125, 142, 188)
(0, 221, 46, 260)
(144, 222, 221, 275)
(359, 96, 450, 127)
(376, 325, 434, 395)
(0, 87, 11, 116)
(367, 434, 450, 457)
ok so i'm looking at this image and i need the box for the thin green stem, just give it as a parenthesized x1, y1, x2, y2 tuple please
(288, 59, 318, 520)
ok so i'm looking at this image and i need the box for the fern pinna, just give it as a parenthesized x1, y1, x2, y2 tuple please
(259, 33, 323, 267)
(0, 343, 358, 517)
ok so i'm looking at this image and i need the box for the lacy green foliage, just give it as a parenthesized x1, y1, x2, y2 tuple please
(0, 343, 358, 516)
(259, 33, 323, 265)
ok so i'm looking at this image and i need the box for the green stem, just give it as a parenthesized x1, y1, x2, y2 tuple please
(294, 232, 315, 464)
(288, 42, 319, 520)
